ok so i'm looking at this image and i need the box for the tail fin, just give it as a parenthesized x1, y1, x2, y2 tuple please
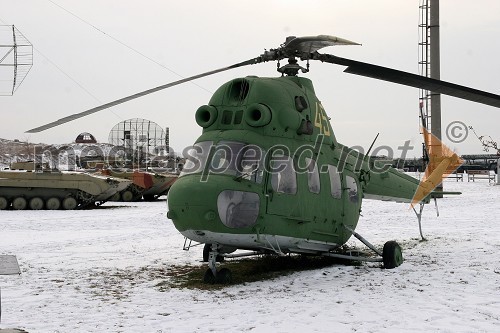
(411, 127, 464, 208)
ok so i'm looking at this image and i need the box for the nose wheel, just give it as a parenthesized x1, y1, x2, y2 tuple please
(203, 243, 233, 284)
(203, 267, 232, 284)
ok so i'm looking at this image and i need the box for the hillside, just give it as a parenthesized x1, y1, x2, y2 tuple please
(0, 138, 177, 171)
(0, 138, 46, 168)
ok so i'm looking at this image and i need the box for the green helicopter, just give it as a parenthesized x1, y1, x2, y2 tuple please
(28, 35, 500, 283)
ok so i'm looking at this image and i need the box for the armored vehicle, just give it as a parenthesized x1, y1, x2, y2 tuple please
(0, 170, 131, 210)
(142, 172, 178, 201)
(103, 170, 178, 201)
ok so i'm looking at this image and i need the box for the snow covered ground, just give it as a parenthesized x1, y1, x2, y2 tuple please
(0, 178, 499, 332)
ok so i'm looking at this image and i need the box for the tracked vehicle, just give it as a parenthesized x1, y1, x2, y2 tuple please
(0, 169, 131, 210)
(142, 172, 178, 201)
(102, 170, 178, 201)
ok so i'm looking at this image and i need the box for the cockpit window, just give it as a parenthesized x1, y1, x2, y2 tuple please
(181, 140, 265, 184)
(210, 141, 265, 183)
(210, 141, 243, 175)
(235, 144, 265, 183)
(180, 141, 213, 177)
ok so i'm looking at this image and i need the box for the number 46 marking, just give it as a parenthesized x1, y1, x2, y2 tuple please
(314, 102, 331, 136)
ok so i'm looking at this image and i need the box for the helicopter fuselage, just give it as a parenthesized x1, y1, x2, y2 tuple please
(167, 75, 421, 255)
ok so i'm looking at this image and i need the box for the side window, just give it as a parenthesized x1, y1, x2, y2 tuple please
(271, 156, 297, 194)
(328, 165, 342, 199)
(305, 158, 320, 194)
(346, 176, 359, 204)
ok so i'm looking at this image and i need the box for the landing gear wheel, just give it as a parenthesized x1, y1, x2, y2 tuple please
(46, 197, 61, 210)
(12, 197, 27, 210)
(216, 268, 232, 284)
(121, 190, 134, 202)
(62, 197, 78, 210)
(203, 268, 216, 284)
(202, 268, 232, 284)
(0, 196, 9, 210)
(383, 241, 403, 269)
(29, 197, 44, 210)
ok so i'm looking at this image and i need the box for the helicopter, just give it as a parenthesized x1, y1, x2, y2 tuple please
(27, 35, 500, 284)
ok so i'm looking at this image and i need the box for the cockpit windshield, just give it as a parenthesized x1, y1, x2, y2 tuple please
(180, 141, 213, 177)
(180, 141, 265, 183)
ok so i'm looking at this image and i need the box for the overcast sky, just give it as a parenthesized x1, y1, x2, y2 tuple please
(1, 0, 499, 157)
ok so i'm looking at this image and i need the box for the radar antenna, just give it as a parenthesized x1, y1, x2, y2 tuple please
(0, 25, 33, 96)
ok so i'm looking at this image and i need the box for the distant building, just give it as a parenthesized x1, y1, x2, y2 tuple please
(75, 132, 97, 144)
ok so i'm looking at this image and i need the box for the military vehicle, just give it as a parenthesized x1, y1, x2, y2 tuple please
(102, 169, 178, 201)
(142, 172, 178, 201)
(0, 169, 131, 210)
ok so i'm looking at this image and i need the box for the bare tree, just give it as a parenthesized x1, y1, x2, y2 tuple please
(469, 126, 499, 155)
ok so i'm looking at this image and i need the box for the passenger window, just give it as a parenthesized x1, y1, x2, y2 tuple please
(305, 158, 320, 194)
(346, 176, 359, 204)
(328, 165, 342, 199)
(271, 156, 297, 194)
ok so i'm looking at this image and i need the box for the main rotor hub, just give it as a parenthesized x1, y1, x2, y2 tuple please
(277, 57, 309, 76)
(262, 35, 360, 76)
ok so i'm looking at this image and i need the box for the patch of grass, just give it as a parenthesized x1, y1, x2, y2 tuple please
(161, 254, 361, 290)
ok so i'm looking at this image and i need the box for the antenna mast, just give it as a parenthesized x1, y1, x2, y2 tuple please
(419, 0, 443, 195)
(0, 25, 33, 95)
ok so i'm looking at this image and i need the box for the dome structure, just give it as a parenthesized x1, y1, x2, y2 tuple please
(75, 132, 97, 144)
(108, 118, 165, 153)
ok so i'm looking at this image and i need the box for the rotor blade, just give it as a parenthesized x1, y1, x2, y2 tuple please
(26, 58, 261, 133)
(314, 53, 500, 108)
(283, 35, 360, 54)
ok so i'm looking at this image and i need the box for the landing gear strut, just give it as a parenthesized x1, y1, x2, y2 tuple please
(322, 225, 404, 269)
(348, 226, 403, 269)
(202, 243, 232, 284)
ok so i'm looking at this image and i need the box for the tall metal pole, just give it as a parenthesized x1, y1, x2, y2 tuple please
(497, 160, 500, 185)
(12, 25, 18, 96)
(165, 127, 170, 155)
(430, 0, 441, 140)
(430, 0, 443, 194)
